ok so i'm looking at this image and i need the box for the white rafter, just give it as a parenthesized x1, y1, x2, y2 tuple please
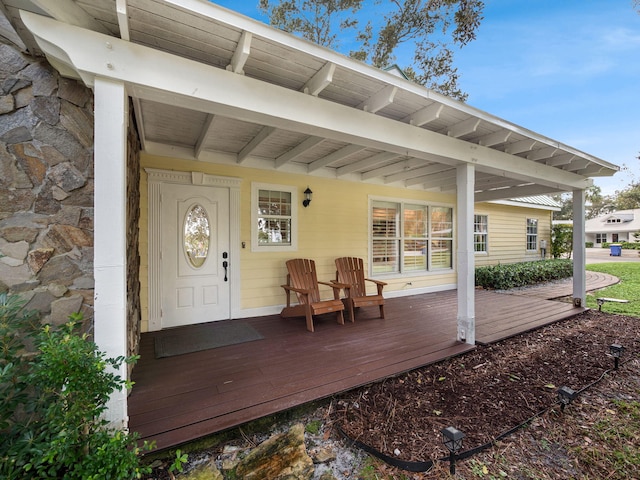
(384, 163, 448, 184)
(407, 103, 443, 127)
(32, 0, 111, 34)
(359, 84, 397, 113)
(237, 125, 276, 163)
(308, 144, 364, 172)
(448, 117, 481, 138)
(194, 114, 215, 159)
(410, 169, 456, 188)
(476, 184, 563, 202)
(361, 160, 407, 180)
(302, 62, 335, 96)
(274, 136, 324, 169)
(546, 154, 575, 167)
(477, 129, 512, 147)
(527, 146, 558, 161)
(116, 0, 130, 41)
(335, 152, 399, 177)
(505, 139, 537, 155)
(226, 30, 251, 74)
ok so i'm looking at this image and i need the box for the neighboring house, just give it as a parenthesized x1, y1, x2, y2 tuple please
(0, 0, 618, 428)
(586, 209, 640, 245)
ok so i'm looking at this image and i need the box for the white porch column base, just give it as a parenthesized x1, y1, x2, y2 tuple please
(93, 77, 128, 428)
(572, 189, 586, 307)
(456, 163, 475, 345)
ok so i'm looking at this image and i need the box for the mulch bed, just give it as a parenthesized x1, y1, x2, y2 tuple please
(331, 310, 640, 466)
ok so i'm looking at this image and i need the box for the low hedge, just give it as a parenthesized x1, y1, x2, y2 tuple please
(475, 259, 573, 290)
(600, 242, 640, 250)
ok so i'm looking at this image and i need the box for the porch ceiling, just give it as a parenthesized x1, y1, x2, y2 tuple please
(3, 0, 619, 201)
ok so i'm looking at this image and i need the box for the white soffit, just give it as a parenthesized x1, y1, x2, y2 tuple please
(9, 0, 620, 201)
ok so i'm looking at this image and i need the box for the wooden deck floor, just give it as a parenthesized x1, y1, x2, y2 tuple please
(128, 286, 592, 450)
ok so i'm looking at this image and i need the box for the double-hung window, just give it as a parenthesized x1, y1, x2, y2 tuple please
(595, 233, 606, 244)
(474, 214, 488, 253)
(251, 183, 298, 251)
(371, 200, 453, 275)
(526, 218, 538, 251)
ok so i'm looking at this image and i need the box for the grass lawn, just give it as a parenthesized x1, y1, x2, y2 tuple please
(586, 263, 640, 316)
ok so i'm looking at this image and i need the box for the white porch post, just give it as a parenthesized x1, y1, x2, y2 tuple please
(93, 77, 129, 428)
(572, 189, 586, 307)
(456, 163, 475, 344)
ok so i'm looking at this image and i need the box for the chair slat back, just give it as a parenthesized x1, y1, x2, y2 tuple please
(286, 258, 321, 304)
(335, 257, 366, 297)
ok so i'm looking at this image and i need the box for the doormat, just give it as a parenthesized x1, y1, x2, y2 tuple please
(154, 322, 264, 358)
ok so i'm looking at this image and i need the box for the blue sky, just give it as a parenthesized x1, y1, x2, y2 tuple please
(214, 1, 639, 196)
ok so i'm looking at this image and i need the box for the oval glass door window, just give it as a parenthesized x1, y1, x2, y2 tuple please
(184, 204, 210, 268)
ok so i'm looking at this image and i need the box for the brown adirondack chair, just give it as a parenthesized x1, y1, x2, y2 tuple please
(335, 257, 386, 322)
(281, 258, 346, 332)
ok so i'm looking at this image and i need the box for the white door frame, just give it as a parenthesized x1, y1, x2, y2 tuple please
(146, 169, 241, 331)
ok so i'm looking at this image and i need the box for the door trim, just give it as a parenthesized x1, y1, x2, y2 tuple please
(146, 168, 241, 331)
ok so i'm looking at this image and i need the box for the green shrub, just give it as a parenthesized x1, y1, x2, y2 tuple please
(601, 242, 640, 250)
(475, 259, 573, 290)
(0, 293, 153, 479)
(585, 242, 594, 248)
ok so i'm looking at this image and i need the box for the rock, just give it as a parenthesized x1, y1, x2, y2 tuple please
(49, 162, 86, 192)
(32, 95, 60, 125)
(58, 77, 90, 107)
(53, 206, 82, 226)
(0, 239, 29, 260)
(37, 255, 82, 287)
(4, 78, 30, 95)
(1, 126, 32, 144)
(42, 224, 92, 254)
(47, 283, 68, 298)
(52, 186, 70, 201)
(24, 290, 55, 314)
(60, 100, 93, 147)
(27, 248, 54, 274)
(180, 459, 223, 480)
(14, 85, 33, 108)
(0, 44, 28, 73)
(0, 94, 14, 114)
(311, 446, 337, 464)
(10, 143, 48, 184)
(40, 145, 66, 167)
(22, 62, 57, 97)
(0, 256, 23, 267)
(0, 189, 34, 215)
(32, 122, 86, 162)
(1, 226, 39, 243)
(45, 294, 83, 326)
(235, 423, 314, 480)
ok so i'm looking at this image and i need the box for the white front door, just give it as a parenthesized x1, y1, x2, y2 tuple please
(160, 182, 230, 329)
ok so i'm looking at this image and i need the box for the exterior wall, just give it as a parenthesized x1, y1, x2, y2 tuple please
(473, 203, 552, 267)
(139, 154, 555, 332)
(139, 154, 457, 332)
(0, 42, 95, 326)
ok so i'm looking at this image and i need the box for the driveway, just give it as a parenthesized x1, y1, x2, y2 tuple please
(586, 247, 640, 264)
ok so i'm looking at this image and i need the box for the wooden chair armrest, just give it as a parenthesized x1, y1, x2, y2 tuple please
(324, 280, 349, 289)
(281, 285, 311, 295)
(364, 278, 387, 286)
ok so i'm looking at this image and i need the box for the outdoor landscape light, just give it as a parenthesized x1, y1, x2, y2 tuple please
(557, 386, 577, 411)
(609, 343, 625, 370)
(302, 187, 313, 207)
(441, 426, 464, 474)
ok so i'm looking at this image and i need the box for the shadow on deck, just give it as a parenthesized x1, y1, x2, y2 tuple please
(129, 287, 587, 450)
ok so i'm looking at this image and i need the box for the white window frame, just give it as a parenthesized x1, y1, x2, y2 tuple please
(474, 214, 488, 254)
(369, 197, 454, 277)
(526, 218, 538, 251)
(595, 233, 606, 244)
(251, 183, 298, 252)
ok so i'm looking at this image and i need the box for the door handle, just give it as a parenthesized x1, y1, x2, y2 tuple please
(222, 260, 228, 281)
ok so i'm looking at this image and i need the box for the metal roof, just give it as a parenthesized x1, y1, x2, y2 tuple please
(1, 0, 620, 201)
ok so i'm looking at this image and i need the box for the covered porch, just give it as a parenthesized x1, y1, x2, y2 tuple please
(129, 288, 585, 450)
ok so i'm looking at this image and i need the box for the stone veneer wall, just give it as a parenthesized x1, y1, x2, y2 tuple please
(0, 39, 142, 363)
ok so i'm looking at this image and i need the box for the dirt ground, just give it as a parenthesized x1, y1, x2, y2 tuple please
(332, 309, 640, 479)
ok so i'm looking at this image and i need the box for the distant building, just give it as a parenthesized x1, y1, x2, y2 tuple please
(585, 209, 640, 245)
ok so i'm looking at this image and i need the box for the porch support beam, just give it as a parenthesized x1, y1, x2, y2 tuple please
(93, 77, 128, 428)
(116, 0, 130, 41)
(237, 126, 276, 163)
(572, 189, 587, 307)
(21, 11, 593, 194)
(359, 84, 397, 113)
(456, 163, 475, 345)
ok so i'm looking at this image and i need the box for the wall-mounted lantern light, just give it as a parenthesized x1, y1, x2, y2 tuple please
(302, 187, 313, 207)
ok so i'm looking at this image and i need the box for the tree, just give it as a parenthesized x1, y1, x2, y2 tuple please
(259, 0, 484, 101)
(551, 185, 614, 221)
(614, 181, 640, 210)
